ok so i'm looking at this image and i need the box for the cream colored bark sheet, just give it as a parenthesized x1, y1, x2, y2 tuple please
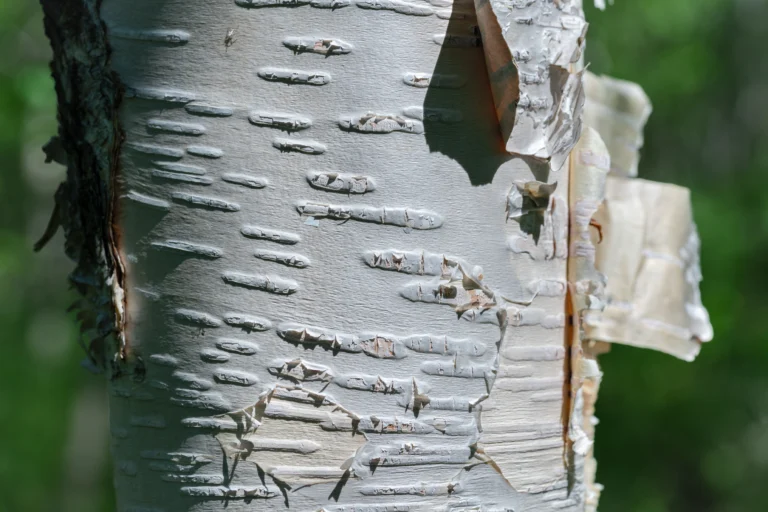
(584, 72, 652, 178)
(584, 176, 713, 361)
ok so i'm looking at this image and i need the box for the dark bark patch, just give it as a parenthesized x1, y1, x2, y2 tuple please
(39, 0, 131, 378)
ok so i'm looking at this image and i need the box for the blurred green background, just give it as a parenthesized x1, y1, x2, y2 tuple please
(0, 1, 766, 511)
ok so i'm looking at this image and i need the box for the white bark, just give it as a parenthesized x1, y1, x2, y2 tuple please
(103, 0, 585, 509)
(38, 1, 711, 511)
(581, 72, 713, 361)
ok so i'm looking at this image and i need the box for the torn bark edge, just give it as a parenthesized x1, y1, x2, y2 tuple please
(565, 127, 610, 504)
(583, 71, 652, 177)
(474, 0, 586, 161)
(474, 0, 519, 151)
(39, 0, 133, 379)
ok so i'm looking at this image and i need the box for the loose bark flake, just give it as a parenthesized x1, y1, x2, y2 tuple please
(475, 0, 587, 160)
(566, 75, 713, 511)
(584, 71, 652, 177)
(586, 177, 714, 360)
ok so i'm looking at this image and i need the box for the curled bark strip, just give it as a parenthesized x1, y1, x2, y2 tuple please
(474, 0, 587, 160)
(585, 177, 714, 361)
(584, 71, 653, 177)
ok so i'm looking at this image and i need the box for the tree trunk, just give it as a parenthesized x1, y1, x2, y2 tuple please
(38, 0, 711, 511)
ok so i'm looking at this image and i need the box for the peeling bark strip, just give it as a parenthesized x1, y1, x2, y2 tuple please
(567, 127, 611, 509)
(577, 72, 713, 362)
(39, 0, 129, 376)
(567, 77, 713, 511)
(586, 177, 714, 360)
(584, 71, 652, 177)
(474, 0, 586, 159)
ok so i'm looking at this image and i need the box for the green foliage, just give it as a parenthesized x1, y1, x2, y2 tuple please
(0, 1, 765, 511)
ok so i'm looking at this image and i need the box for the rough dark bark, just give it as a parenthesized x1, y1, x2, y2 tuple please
(39, 0, 133, 378)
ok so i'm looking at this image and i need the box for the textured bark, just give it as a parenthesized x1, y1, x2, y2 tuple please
(39, 1, 710, 511)
(39, 0, 131, 377)
(581, 71, 713, 362)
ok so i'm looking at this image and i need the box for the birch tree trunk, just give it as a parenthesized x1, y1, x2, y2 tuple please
(38, 0, 711, 511)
